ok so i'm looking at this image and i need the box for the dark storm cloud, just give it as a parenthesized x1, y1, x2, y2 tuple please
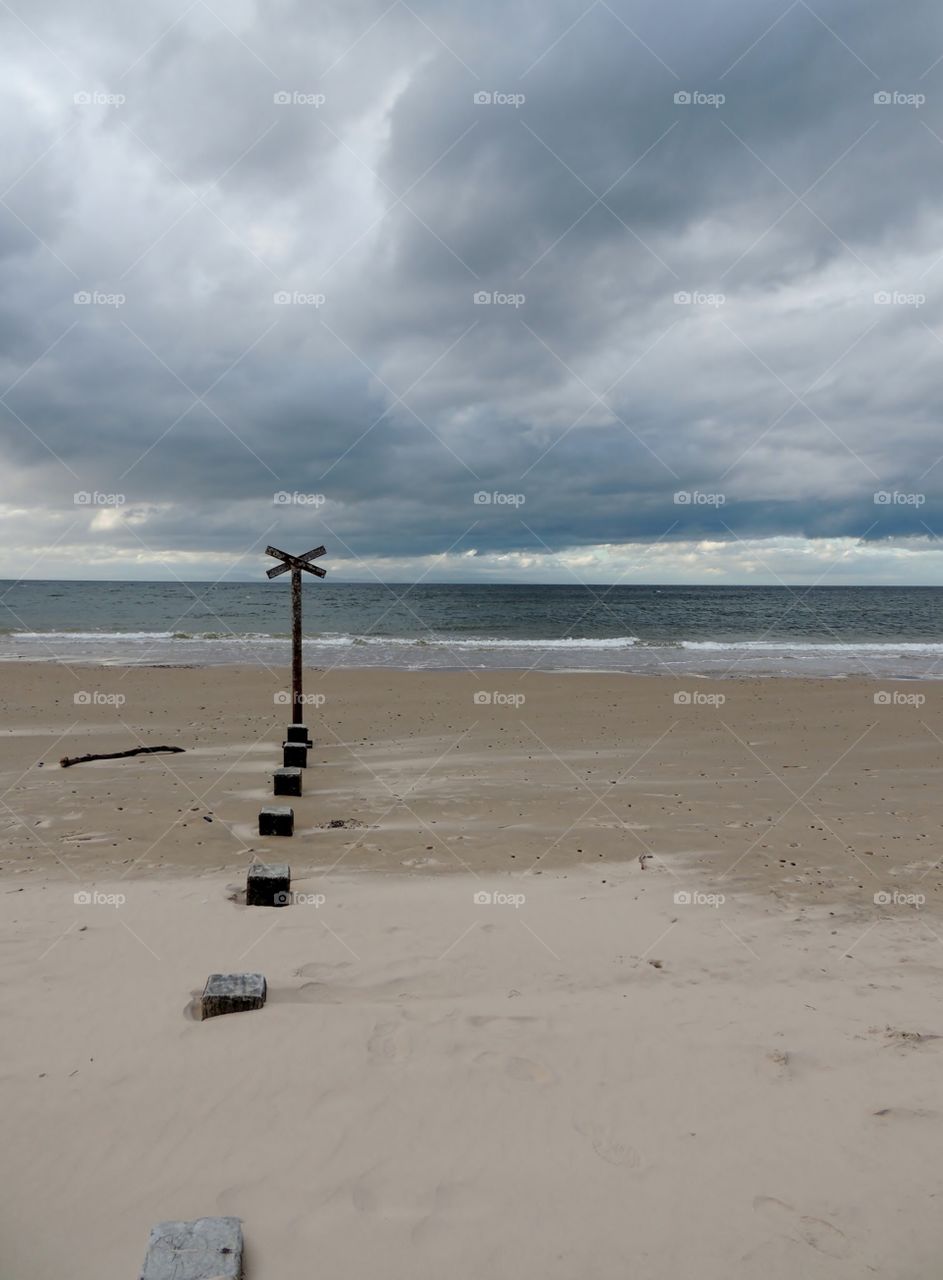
(2, 0, 943, 577)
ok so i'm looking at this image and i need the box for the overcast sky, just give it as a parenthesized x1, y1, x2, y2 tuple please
(2, 0, 943, 583)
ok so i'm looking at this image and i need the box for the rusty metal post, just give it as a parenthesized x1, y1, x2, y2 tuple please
(291, 566, 303, 723)
(266, 544, 326, 725)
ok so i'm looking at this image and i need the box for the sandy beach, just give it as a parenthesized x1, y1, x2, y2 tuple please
(3, 665, 943, 1277)
(7, 0, 943, 1270)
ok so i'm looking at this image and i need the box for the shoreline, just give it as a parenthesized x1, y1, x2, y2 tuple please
(3, 650, 943, 681)
(2, 659, 942, 686)
(2, 664, 941, 889)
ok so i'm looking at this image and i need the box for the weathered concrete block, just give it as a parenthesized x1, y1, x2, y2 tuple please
(201, 973, 266, 1020)
(282, 741, 307, 769)
(247, 862, 290, 907)
(259, 805, 293, 836)
(141, 1215, 243, 1279)
(141, 1215, 244, 1279)
(274, 766, 302, 796)
(285, 722, 312, 745)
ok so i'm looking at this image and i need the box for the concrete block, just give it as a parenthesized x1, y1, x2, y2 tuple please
(259, 805, 293, 836)
(274, 766, 302, 796)
(140, 1216, 243, 1279)
(286, 722, 312, 745)
(282, 741, 307, 769)
(200, 973, 266, 1020)
(246, 862, 290, 907)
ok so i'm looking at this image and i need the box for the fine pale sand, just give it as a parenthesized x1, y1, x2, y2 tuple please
(2, 664, 943, 1277)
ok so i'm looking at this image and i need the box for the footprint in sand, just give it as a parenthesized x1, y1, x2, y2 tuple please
(466, 1014, 538, 1027)
(351, 1178, 380, 1214)
(752, 1195, 849, 1259)
(872, 1105, 938, 1121)
(350, 1175, 480, 1234)
(880, 1026, 943, 1049)
(292, 960, 353, 979)
(294, 982, 328, 1002)
(474, 1050, 555, 1085)
(367, 1018, 410, 1064)
(762, 1048, 794, 1079)
(573, 1117, 640, 1168)
(410, 1181, 485, 1244)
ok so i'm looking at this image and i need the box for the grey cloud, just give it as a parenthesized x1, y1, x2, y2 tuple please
(2, 0, 943, 579)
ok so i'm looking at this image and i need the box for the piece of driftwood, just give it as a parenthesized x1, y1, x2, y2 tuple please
(59, 745, 185, 768)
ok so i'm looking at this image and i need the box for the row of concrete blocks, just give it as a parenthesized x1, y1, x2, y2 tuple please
(194, 864, 289, 1013)
(283, 721, 311, 768)
(163, 878, 285, 1268)
(277, 725, 311, 791)
(199, 862, 285, 1019)
(258, 723, 313, 837)
(146, 732, 313, 1273)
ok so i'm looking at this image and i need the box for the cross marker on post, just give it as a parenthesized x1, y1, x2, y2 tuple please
(265, 544, 327, 725)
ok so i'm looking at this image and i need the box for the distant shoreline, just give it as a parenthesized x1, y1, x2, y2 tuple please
(2, 636, 943, 679)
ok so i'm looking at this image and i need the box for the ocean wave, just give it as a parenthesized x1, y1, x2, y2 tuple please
(328, 635, 643, 649)
(13, 630, 186, 641)
(10, 630, 281, 643)
(9, 630, 645, 649)
(8, 630, 943, 655)
(680, 640, 943, 653)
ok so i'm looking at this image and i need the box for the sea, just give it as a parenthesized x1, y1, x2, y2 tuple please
(0, 581, 941, 679)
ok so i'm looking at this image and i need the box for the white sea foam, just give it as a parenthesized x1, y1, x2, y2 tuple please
(9, 631, 943, 654)
(333, 634, 642, 649)
(10, 630, 278, 643)
(4, 629, 943, 677)
(9, 631, 645, 649)
(681, 640, 943, 653)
